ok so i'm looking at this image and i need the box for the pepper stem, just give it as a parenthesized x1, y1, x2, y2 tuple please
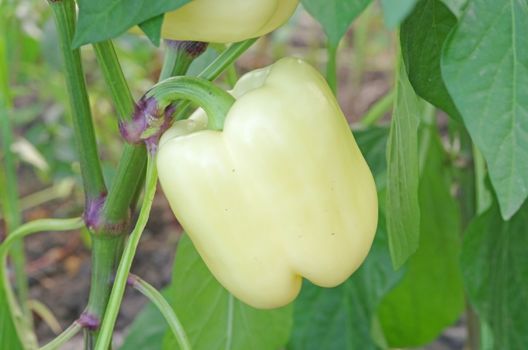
(147, 76, 236, 131)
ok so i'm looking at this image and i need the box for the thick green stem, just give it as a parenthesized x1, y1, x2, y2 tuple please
(128, 274, 191, 350)
(0, 7, 31, 324)
(95, 157, 158, 350)
(49, 0, 106, 206)
(100, 145, 147, 227)
(83, 235, 124, 330)
(93, 41, 135, 121)
(92, 39, 147, 228)
(326, 41, 339, 95)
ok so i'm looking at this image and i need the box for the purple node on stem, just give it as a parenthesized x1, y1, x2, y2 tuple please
(78, 312, 100, 331)
(119, 96, 160, 144)
(126, 274, 137, 287)
(84, 192, 107, 230)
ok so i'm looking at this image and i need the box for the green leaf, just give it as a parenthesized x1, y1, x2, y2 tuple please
(0, 282, 24, 350)
(163, 235, 292, 350)
(380, 0, 418, 28)
(385, 60, 422, 268)
(442, 0, 528, 219)
(401, 0, 460, 121)
(120, 299, 166, 350)
(441, 0, 467, 17)
(378, 124, 465, 346)
(288, 211, 404, 350)
(301, 0, 372, 45)
(355, 126, 390, 191)
(461, 202, 528, 349)
(138, 14, 164, 47)
(73, 0, 191, 47)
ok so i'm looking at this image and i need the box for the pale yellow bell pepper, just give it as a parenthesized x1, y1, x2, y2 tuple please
(157, 57, 378, 308)
(160, 0, 299, 43)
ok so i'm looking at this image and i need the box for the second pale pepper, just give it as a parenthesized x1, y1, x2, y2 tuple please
(160, 0, 299, 43)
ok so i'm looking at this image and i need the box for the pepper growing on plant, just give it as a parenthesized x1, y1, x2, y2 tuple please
(156, 57, 378, 308)
(158, 0, 299, 43)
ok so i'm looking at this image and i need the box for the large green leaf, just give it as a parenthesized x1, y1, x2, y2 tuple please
(401, 0, 460, 120)
(380, 0, 418, 28)
(378, 124, 465, 346)
(162, 235, 292, 350)
(442, 0, 528, 219)
(301, 0, 372, 45)
(73, 0, 191, 47)
(461, 203, 528, 349)
(288, 211, 404, 350)
(385, 60, 422, 268)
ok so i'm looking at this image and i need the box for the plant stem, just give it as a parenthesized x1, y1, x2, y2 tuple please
(85, 37, 206, 347)
(128, 274, 191, 350)
(360, 89, 395, 127)
(83, 235, 124, 330)
(172, 38, 257, 122)
(49, 0, 106, 205)
(0, 6, 31, 324)
(160, 41, 208, 81)
(40, 321, 82, 350)
(94, 38, 255, 224)
(87, 37, 256, 348)
(352, 4, 372, 88)
(27, 300, 62, 335)
(93, 41, 135, 121)
(95, 156, 158, 350)
(326, 41, 339, 94)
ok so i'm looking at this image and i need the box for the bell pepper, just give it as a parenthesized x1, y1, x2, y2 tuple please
(157, 57, 378, 308)
(160, 0, 299, 43)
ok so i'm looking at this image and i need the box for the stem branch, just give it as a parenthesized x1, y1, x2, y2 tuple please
(128, 274, 191, 350)
(40, 321, 82, 350)
(48, 0, 106, 208)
